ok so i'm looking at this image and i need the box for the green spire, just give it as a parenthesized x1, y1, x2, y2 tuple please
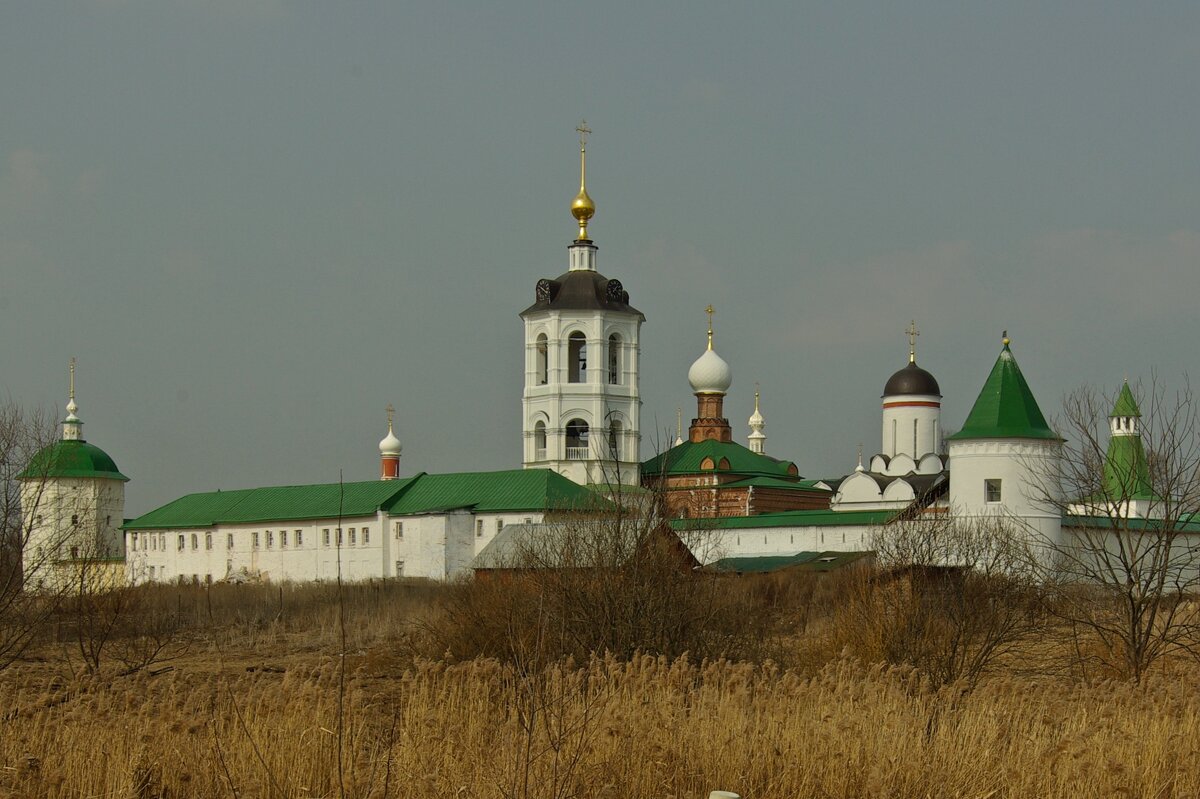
(947, 336, 1061, 441)
(1102, 434, 1153, 500)
(1111, 381, 1141, 418)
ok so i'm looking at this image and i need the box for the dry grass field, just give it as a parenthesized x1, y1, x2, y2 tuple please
(0, 581, 1197, 798)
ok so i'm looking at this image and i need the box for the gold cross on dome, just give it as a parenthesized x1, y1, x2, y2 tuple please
(705, 305, 715, 350)
(385, 403, 395, 427)
(576, 120, 591, 149)
(69, 357, 76, 400)
(905, 320, 919, 363)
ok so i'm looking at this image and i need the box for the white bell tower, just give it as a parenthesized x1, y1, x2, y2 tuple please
(520, 123, 643, 487)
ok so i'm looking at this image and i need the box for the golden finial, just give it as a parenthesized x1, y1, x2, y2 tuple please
(705, 304, 714, 350)
(1002, 329, 1010, 347)
(69, 357, 76, 401)
(571, 120, 595, 240)
(905, 320, 919, 364)
(676, 407, 682, 440)
(385, 403, 395, 432)
(856, 443, 864, 471)
(754, 381, 760, 412)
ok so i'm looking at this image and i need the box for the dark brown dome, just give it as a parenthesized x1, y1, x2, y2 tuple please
(883, 361, 941, 397)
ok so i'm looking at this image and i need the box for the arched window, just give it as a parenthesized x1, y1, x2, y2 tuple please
(536, 334, 548, 385)
(568, 332, 587, 383)
(565, 419, 589, 459)
(609, 420, 623, 459)
(608, 334, 621, 385)
(534, 421, 547, 459)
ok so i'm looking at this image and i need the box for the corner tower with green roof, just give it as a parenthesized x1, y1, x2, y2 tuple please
(946, 334, 1065, 548)
(18, 361, 128, 587)
(1097, 381, 1155, 516)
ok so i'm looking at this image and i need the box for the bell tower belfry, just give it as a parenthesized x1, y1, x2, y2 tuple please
(519, 123, 644, 487)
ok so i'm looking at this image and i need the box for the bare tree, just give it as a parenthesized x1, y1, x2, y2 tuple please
(0, 400, 63, 668)
(848, 512, 1045, 687)
(1034, 379, 1200, 682)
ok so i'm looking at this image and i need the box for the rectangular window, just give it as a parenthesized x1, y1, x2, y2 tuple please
(296, 530, 303, 547)
(337, 528, 343, 545)
(394, 521, 403, 539)
(178, 535, 185, 552)
(985, 479, 1003, 503)
(362, 527, 370, 545)
(495, 519, 503, 534)
(323, 529, 330, 546)
(524, 517, 532, 524)
(227, 533, 234, 550)
(151, 536, 157, 552)
(159, 534, 166, 550)
(280, 530, 287, 548)
(476, 519, 483, 537)
(266, 530, 274, 548)
(191, 533, 199, 551)
(252, 532, 260, 549)
(395, 560, 405, 577)
(349, 528, 356, 546)
(131, 533, 138, 551)
(205, 532, 212, 551)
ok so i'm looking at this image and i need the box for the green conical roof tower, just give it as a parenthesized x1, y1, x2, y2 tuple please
(1102, 381, 1153, 500)
(947, 334, 1061, 442)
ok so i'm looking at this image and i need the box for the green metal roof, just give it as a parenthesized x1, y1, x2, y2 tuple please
(709, 551, 872, 574)
(1111, 382, 1141, 418)
(385, 469, 604, 515)
(718, 476, 830, 491)
(672, 508, 895, 531)
(125, 469, 604, 530)
(642, 439, 798, 479)
(946, 342, 1061, 442)
(125, 477, 420, 529)
(18, 440, 129, 482)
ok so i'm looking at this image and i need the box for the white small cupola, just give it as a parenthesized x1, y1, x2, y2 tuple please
(379, 404, 402, 480)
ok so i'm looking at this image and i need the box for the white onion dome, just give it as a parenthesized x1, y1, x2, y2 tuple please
(748, 406, 764, 427)
(688, 348, 732, 394)
(379, 426, 402, 456)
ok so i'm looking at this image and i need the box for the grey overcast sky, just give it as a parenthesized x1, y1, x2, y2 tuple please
(3, 1, 1199, 514)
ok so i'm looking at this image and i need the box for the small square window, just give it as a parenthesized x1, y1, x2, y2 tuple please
(985, 479, 1002, 503)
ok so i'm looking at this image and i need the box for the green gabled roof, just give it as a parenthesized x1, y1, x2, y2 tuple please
(642, 439, 798, 479)
(710, 550, 872, 574)
(386, 469, 605, 515)
(18, 440, 129, 482)
(1112, 382, 1141, 418)
(719, 476, 830, 491)
(946, 342, 1061, 442)
(125, 469, 605, 530)
(125, 477, 420, 529)
(1102, 434, 1155, 501)
(672, 508, 894, 531)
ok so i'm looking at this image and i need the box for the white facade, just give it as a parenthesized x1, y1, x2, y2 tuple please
(21, 476, 125, 584)
(947, 438, 1064, 549)
(125, 509, 549, 584)
(881, 393, 941, 459)
(522, 241, 643, 486)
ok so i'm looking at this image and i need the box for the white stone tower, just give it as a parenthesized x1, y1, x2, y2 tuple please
(947, 333, 1064, 549)
(520, 123, 644, 486)
(18, 360, 128, 588)
(881, 321, 942, 461)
